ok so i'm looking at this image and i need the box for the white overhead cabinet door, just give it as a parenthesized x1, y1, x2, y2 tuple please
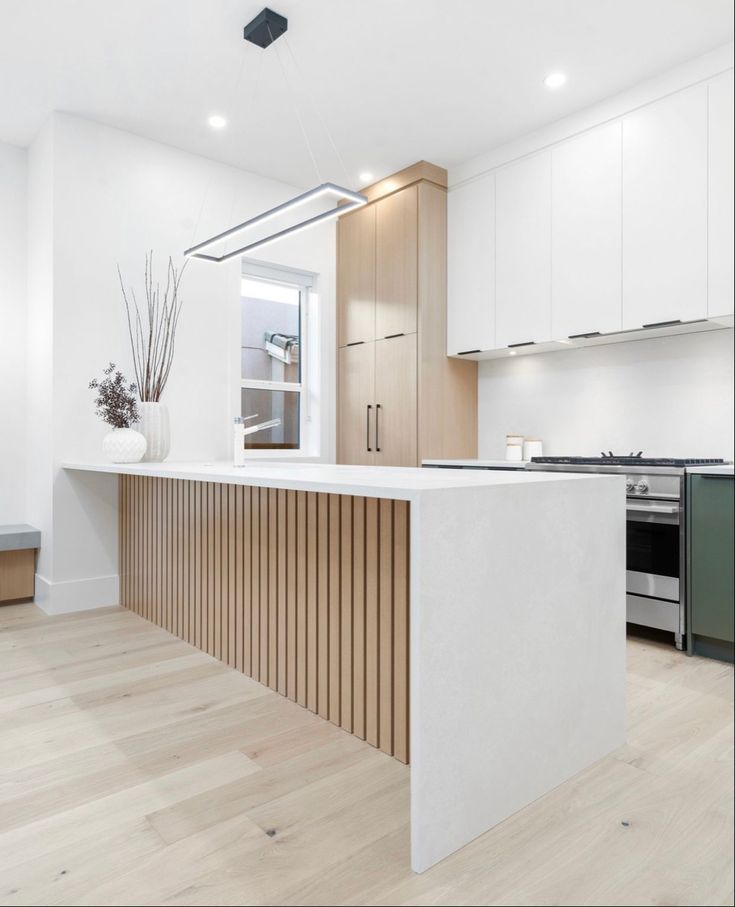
(447, 174, 495, 355)
(622, 85, 708, 330)
(495, 153, 552, 348)
(551, 122, 623, 339)
(708, 70, 735, 318)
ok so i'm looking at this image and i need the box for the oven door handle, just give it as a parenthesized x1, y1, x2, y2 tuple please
(626, 502, 679, 514)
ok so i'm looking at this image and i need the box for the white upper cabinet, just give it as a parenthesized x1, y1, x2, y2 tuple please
(495, 153, 552, 347)
(447, 174, 495, 355)
(708, 70, 735, 318)
(622, 85, 708, 329)
(551, 122, 622, 339)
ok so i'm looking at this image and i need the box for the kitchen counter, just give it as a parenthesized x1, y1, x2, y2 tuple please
(686, 464, 734, 476)
(422, 458, 529, 469)
(63, 460, 626, 873)
(64, 459, 589, 497)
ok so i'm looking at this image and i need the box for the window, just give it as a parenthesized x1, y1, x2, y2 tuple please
(240, 268, 311, 451)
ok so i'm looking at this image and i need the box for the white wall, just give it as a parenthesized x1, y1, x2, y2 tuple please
(29, 112, 335, 612)
(0, 141, 27, 524)
(478, 329, 734, 460)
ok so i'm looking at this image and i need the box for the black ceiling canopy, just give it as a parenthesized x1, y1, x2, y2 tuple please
(243, 8, 288, 48)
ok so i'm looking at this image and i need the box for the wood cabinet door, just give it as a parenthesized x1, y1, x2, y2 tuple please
(374, 334, 418, 467)
(447, 173, 495, 355)
(495, 152, 552, 348)
(708, 70, 735, 318)
(337, 342, 375, 465)
(375, 186, 418, 340)
(622, 84, 708, 329)
(551, 122, 623, 339)
(337, 205, 376, 347)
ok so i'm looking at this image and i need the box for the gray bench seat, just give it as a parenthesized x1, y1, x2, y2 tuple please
(0, 524, 41, 552)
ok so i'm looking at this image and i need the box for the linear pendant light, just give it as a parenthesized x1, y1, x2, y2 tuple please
(185, 8, 366, 264)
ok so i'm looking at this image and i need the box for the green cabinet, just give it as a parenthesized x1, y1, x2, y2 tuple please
(687, 474, 734, 660)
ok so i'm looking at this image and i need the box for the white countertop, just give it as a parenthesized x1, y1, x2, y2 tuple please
(422, 458, 528, 469)
(63, 460, 611, 500)
(686, 464, 734, 476)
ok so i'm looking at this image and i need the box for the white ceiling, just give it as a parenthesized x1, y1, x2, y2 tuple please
(1, 0, 733, 188)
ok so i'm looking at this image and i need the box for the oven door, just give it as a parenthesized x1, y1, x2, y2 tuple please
(626, 499, 680, 602)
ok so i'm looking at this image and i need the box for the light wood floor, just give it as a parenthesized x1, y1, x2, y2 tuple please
(0, 604, 732, 907)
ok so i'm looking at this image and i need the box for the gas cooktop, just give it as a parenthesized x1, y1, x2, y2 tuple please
(531, 456, 726, 467)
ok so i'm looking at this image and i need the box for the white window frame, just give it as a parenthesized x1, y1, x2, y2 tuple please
(238, 259, 317, 457)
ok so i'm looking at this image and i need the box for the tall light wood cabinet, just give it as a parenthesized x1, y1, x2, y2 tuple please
(337, 163, 477, 467)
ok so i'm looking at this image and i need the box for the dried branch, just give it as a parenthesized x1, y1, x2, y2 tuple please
(118, 252, 188, 402)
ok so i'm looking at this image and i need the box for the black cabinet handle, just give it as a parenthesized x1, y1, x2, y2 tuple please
(384, 332, 405, 340)
(508, 341, 536, 348)
(346, 340, 365, 347)
(568, 331, 601, 339)
(375, 404, 381, 452)
(642, 319, 682, 329)
(457, 349, 481, 355)
(366, 404, 372, 452)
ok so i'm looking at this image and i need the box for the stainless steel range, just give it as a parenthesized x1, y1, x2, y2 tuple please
(527, 454, 729, 650)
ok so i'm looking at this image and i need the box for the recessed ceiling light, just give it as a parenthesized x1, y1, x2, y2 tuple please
(544, 72, 567, 90)
(359, 171, 374, 184)
(208, 114, 228, 130)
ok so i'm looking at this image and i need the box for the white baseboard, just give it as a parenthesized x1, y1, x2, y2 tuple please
(34, 572, 120, 615)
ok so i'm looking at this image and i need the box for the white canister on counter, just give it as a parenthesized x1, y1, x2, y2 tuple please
(523, 438, 543, 460)
(506, 434, 525, 461)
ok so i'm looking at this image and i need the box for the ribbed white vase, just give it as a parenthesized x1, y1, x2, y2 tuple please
(138, 401, 170, 462)
(102, 428, 147, 464)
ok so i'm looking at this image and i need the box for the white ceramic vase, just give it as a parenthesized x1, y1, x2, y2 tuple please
(138, 401, 170, 462)
(102, 428, 147, 464)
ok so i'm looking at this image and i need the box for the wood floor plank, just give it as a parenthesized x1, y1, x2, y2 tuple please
(0, 604, 731, 907)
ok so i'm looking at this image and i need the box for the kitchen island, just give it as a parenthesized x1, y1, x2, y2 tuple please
(63, 460, 626, 872)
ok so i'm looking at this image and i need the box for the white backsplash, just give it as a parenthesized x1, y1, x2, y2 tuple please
(478, 328, 734, 460)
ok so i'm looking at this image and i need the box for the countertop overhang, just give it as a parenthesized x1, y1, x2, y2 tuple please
(62, 460, 620, 500)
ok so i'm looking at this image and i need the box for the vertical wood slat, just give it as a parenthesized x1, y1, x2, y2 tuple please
(296, 490, 307, 707)
(277, 488, 287, 696)
(119, 476, 410, 763)
(306, 492, 318, 713)
(329, 494, 341, 725)
(365, 498, 379, 747)
(379, 499, 394, 756)
(393, 499, 410, 763)
(352, 496, 366, 740)
(317, 493, 329, 719)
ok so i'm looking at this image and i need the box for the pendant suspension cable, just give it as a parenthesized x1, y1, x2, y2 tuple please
(281, 35, 353, 189)
(268, 22, 323, 185)
(189, 38, 260, 249)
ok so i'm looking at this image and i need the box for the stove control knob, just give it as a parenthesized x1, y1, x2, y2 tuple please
(625, 477, 635, 493)
(635, 478, 649, 495)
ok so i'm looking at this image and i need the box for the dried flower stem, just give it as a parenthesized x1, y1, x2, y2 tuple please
(118, 251, 187, 402)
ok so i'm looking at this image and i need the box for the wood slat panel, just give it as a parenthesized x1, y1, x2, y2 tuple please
(119, 476, 410, 763)
(296, 490, 307, 707)
(286, 489, 297, 701)
(317, 493, 329, 719)
(329, 494, 341, 725)
(393, 500, 410, 763)
(352, 496, 366, 740)
(340, 496, 353, 732)
(306, 492, 318, 713)
(365, 497, 379, 747)
(379, 498, 394, 756)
